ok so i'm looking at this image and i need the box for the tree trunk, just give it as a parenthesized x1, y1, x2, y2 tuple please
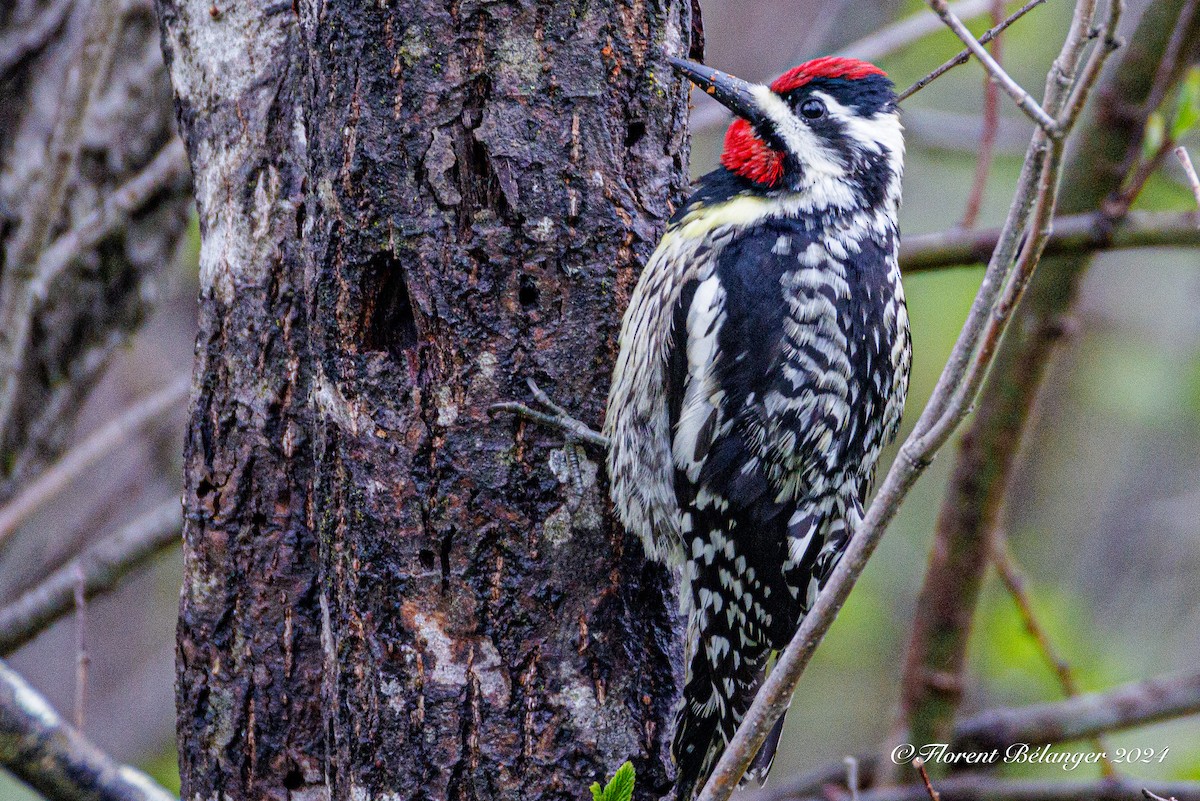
(157, 1, 699, 799)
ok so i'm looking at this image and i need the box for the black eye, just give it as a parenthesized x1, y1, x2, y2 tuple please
(800, 98, 825, 120)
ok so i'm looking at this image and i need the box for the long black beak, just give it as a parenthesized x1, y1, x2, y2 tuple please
(669, 57, 766, 126)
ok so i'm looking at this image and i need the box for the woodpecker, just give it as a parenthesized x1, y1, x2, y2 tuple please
(604, 57, 910, 800)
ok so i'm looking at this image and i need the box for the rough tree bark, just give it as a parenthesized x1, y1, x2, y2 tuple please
(156, 1, 698, 799)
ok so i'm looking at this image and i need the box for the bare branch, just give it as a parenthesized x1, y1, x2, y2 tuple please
(489, 379, 608, 448)
(924, 0, 1057, 131)
(1177, 146, 1200, 215)
(0, 0, 73, 78)
(898, 0, 1198, 758)
(0, 498, 182, 655)
(770, 776, 1200, 801)
(32, 138, 191, 302)
(990, 537, 1082, 697)
(989, 533, 1114, 775)
(894, 0, 1118, 759)
(898, 0, 1047, 102)
(1058, 0, 1125, 131)
(0, 0, 129, 449)
(73, 565, 88, 731)
(953, 670, 1200, 753)
(0, 377, 188, 547)
(0, 658, 177, 801)
(903, 210, 1200, 271)
(960, 0, 1005, 229)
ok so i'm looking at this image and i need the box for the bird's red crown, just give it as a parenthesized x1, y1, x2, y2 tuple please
(769, 56, 887, 94)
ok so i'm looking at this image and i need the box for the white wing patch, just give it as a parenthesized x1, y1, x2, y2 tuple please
(673, 275, 727, 483)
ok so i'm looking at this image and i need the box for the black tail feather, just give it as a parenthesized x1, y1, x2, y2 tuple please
(672, 634, 770, 801)
(743, 707, 788, 786)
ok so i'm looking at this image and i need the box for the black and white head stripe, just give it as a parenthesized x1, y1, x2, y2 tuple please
(748, 81, 904, 196)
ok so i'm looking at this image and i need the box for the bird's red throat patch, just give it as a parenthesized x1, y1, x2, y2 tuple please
(721, 118, 784, 187)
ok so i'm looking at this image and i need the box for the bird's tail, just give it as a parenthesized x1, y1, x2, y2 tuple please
(742, 653, 790, 787)
(672, 581, 792, 801)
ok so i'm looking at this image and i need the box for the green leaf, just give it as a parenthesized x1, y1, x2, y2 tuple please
(1170, 66, 1200, 140)
(591, 762, 636, 801)
(1143, 112, 1165, 160)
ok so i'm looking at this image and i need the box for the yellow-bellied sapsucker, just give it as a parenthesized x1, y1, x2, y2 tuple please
(604, 57, 910, 800)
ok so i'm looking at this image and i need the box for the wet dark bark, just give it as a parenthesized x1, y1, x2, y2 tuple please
(157, 1, 697, 799)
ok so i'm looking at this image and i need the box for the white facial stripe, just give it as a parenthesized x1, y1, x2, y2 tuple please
(818, 93, 906, 180)
(749, 85, 846, 181)
(747, 83, 904, 211)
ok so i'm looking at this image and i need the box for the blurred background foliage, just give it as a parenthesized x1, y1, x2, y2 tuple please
(692, 0, 1200, 787)
(0, 0, 1196, 797)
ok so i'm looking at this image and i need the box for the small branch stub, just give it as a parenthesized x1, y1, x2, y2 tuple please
(914, 758, 941, 801)
(1176, 146, 1200, 220)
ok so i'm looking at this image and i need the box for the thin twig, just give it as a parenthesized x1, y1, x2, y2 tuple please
(926, 0, 1058, 131)
(0, 658, 177, 801)
(1106, 0, 1200, 190)
(0, 0, 73, 78)
(1142, 0, 1200, 119)
(1177, 146, 1200, 217)
(1115, 138, 1177, 213)
(0, 498, 182, 655)
(691, 0, 1008, 132)
(32, 138, 191, 301)
(1144, 790, 1182, 801)
(73, 566, 88, 731)
(914, 759, 940, 801)
(0, 0, 129, 452)
(837, 0, 991, 62)
(1058, 0, 1125, 131)
(489, 379, 608, 448)
(762, 777, 1200, 801)
(0, 377, 188, 547)
(898, 0, 1047, 102)
(845, 757, 860, 801)
(991, 536, 1083, 697)
(990, 532, 1115, 775)
(693, 1, 1120, 796)
(960, 0, 1005, 229)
